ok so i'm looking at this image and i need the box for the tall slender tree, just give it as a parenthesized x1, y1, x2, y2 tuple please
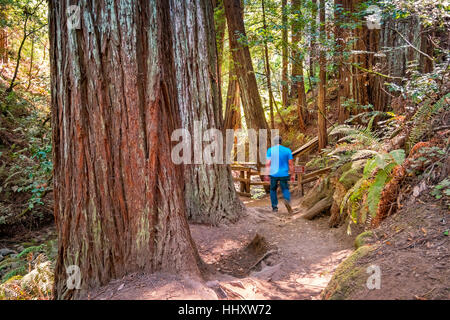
(317, 0, 328, 150)
(223, 0, 268, 132)
(262, 0, 275, 129)
(281, 0, 289, 108)
(291, 0, 307, 132)
(49, 0, 203, 299)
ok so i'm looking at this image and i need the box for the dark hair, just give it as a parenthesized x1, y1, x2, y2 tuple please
(273, 136, 282, 145)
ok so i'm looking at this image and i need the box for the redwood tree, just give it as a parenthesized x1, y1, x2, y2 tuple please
(50, 0, 203, 299)
(291, 0, 307, 132)
(171, 0, 243, 225)
(317, 0, 328, 150)
(223, 0, 268, 131)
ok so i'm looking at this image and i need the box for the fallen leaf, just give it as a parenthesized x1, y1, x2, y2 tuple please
(421, 227, 427, 236)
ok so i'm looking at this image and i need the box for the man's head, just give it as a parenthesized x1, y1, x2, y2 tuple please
(273, 136, 282, 146)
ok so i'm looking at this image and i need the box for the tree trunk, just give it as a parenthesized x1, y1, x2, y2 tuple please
(335, 0, 352, 123)
(214, 0, 227, 79)
(291, 0, 307, 132)
(7, 15, 29, 93)
(49, 0, 203, 299)
(224, 0, 268, 131)
(0, 29, 7, 64)
(0, 4, 7, 64)
(317, 0, 327, 150)
(224, 72, 241, 131)
(281, 0, 289, 108)
(26, 35, 35, 91)
(262, 0, 274, 129)
(309, 0, 318, 85)
(171, 0, 244, 225)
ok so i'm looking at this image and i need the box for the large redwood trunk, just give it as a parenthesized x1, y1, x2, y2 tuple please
(170, 0, 243, 225)
(223, 0, 268, 131)
(50, 0, 202, 299)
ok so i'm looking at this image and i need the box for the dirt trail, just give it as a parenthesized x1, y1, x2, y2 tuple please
(89, 195, 355, 300)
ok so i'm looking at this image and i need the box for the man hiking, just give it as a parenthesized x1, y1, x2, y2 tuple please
(264, 136, 294, 214)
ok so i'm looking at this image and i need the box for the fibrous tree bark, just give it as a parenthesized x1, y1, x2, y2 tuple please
(0, 4, 7, 65)
(170, 0, 244, 225)
(335, 0, 352, 123)
(281, 0, 289, 108)
(309, 0, 318, 85)
(291, 0, 307, 132)
(50, 0, 203, 299)
(213, 0, 227, 79)
(224, 67, 241, 131)
(317, 0, 327, 150)
(261, 0, 274, 129)
(224, 0, 268, 132)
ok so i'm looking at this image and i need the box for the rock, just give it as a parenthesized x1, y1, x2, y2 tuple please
(354, 231, 374, 249)
(0, 248, 16, 256)
(322, 245, 376, 300)
(329, 180, 348, 228)
(339, 168, 362, 190)
(301, 177, 333, 209)
(20, 261, 53, 294)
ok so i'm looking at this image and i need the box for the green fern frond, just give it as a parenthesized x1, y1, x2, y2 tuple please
(406, 93, 450, 152)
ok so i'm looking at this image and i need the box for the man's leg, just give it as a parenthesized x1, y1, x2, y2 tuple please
(280, 176, 293, 214)
(270, 176, 279, 211)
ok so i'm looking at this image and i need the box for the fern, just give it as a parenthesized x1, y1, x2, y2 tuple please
(406, 93, 450, 152)
(340, 149, 405, 223)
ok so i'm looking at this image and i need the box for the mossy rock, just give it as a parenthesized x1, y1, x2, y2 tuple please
(332, 162, 353, 179)
(322, 245, 377, 300)
(339, 166, 363, 190)
(354, 231, 374, 249)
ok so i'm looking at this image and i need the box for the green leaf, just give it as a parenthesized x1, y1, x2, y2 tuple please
(368, 170, 388, 217)
(389, 149, 405, 165)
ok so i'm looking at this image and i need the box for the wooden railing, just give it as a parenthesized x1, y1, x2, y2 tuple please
(230, 163, 331, 197)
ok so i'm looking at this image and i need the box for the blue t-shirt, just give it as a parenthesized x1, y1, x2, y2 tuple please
(266, 145, 293, 177)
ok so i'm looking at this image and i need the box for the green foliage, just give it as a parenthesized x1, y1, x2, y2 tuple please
(16, 244, 44, 259)
(340, 149, 405, 225)
(406, 93, 450, 153)
(430, 178, 450, 200)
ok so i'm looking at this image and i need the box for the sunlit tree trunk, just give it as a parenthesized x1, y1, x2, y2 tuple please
(0, 4, 8, 64)
(281, 0, 289, 108)
(309, 0, 318, 86)
(224, 0, 268, 132)
(214, 0, 227, 79)
(262, 0, 274, 129)
(50, 0, 203, 299)
(335, 0, 352, 123)
(291, 0, 307, 132)
(317, 0, 328, 150)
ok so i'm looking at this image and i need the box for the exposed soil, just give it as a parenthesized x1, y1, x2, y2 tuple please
(88, 194, 355, 300)
(324, 192, 449, 300)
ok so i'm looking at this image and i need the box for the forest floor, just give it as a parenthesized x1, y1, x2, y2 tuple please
(87, 194, 355, 300)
